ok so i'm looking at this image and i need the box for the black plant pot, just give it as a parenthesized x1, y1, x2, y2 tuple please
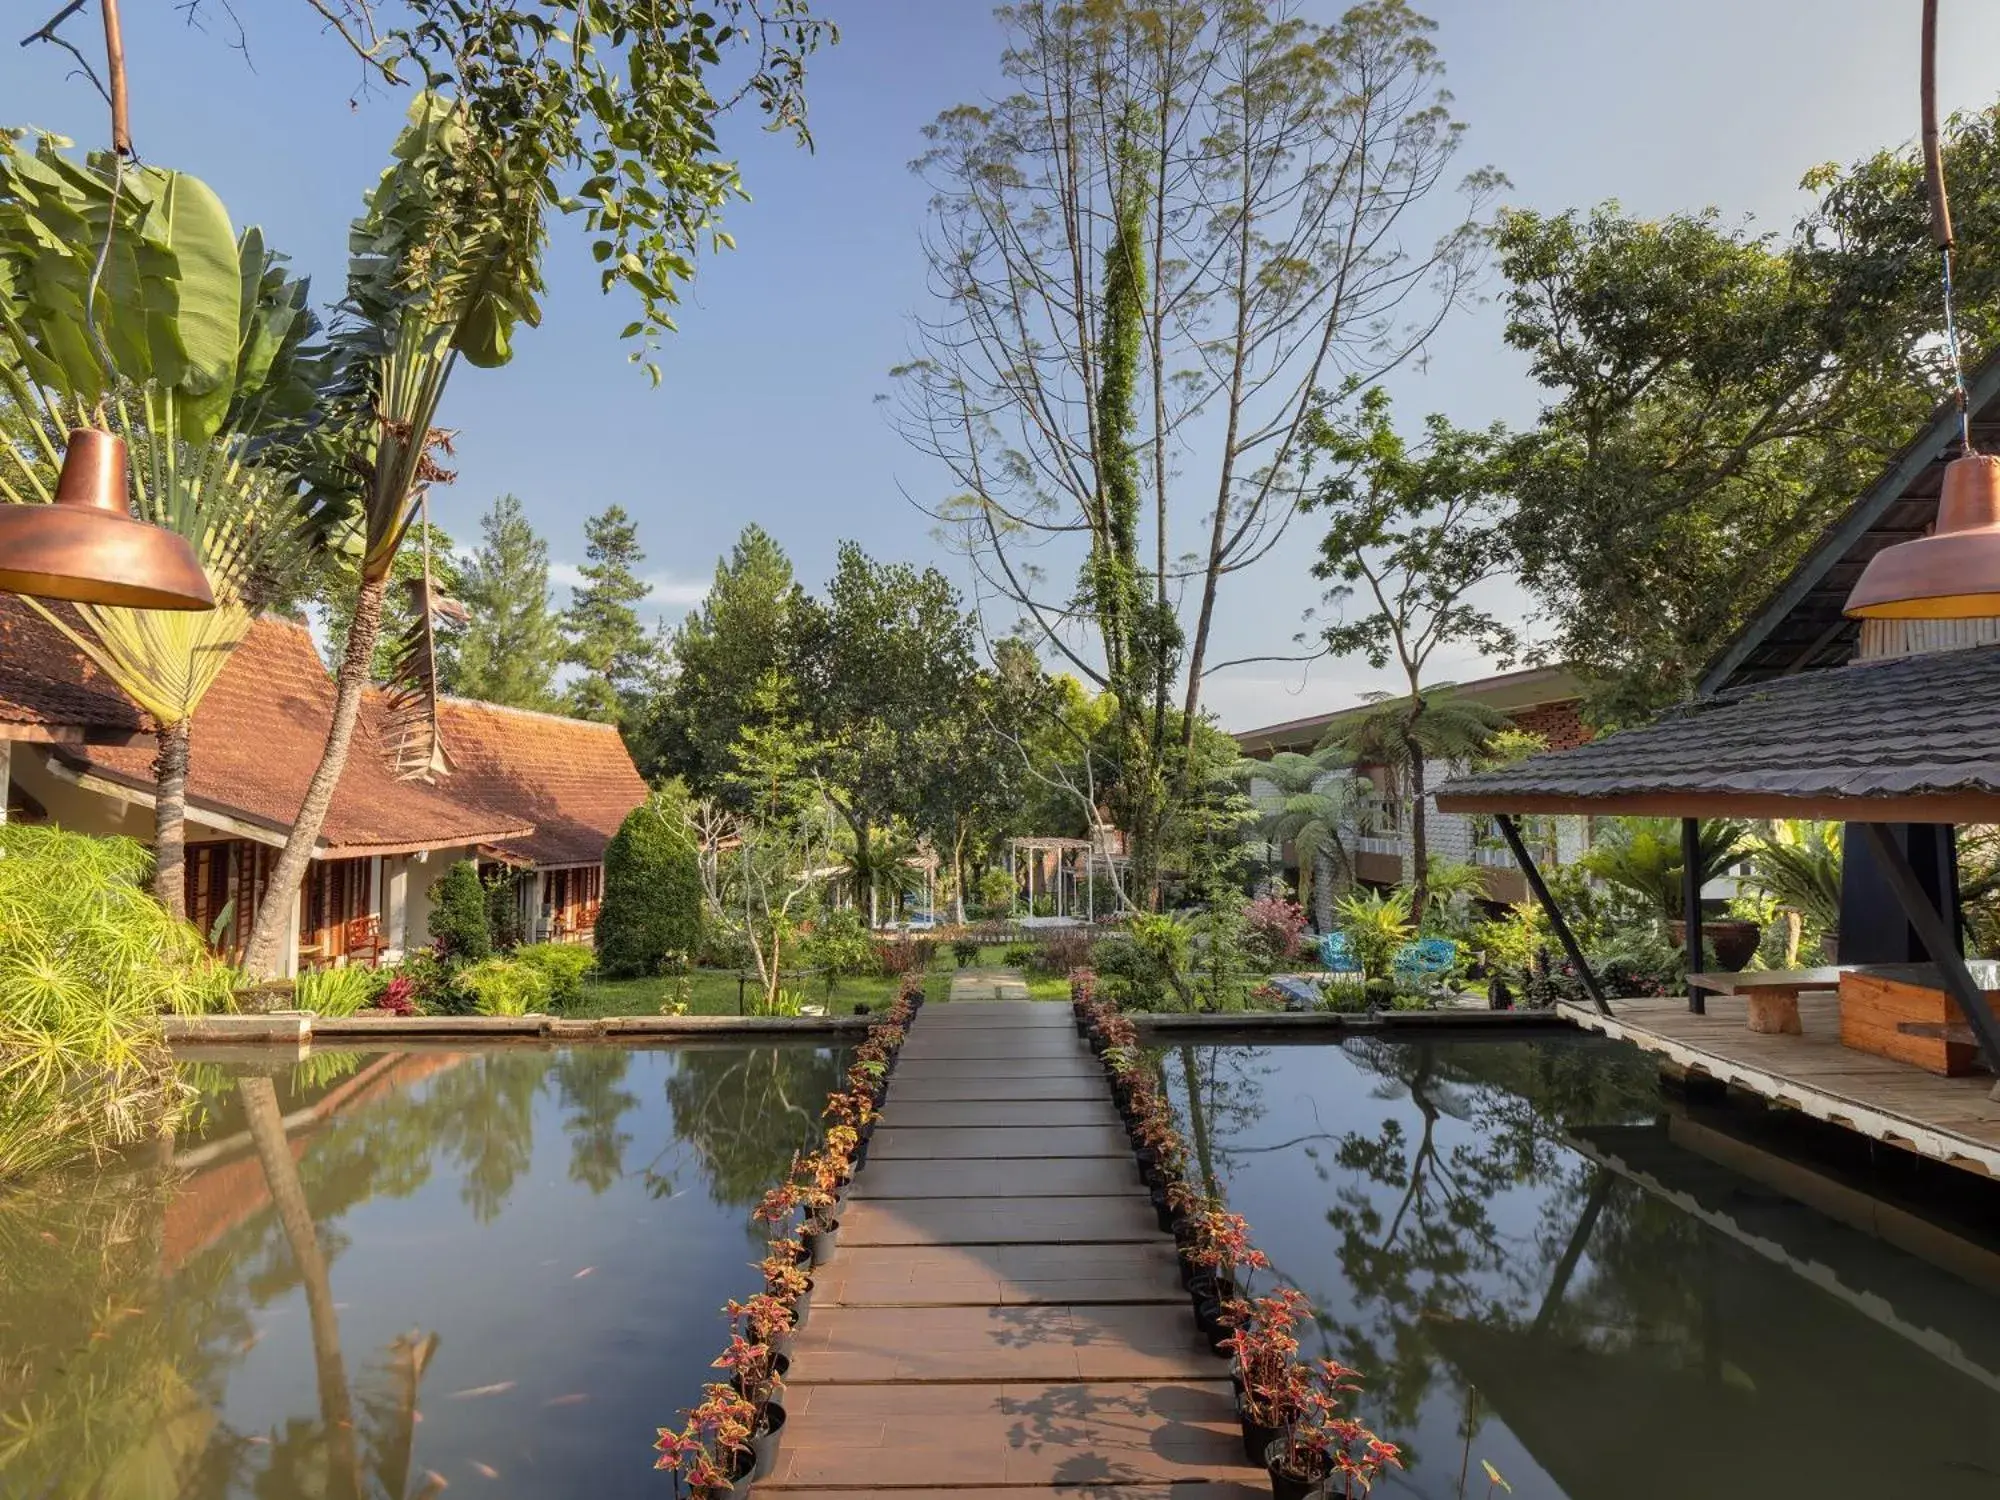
(1191, 1297, 1232, 1354)
(748, 1401, 788, 1482)
(1149, 1182, 1173, 1232)
(732, 1351, 791, 1406)
(1135, 1147, 1159, 1185)
(1265, 1440, 1333, 1500)
(694, 1445, 757, 1500)
(804, 1219, 841, 1267)
(1235, 1386, 1286, 1468)
(789, 1279, 814, 1330)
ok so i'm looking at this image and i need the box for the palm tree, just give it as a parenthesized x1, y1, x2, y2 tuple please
(240, 94, 547, 975)
(1329, 689, 1505, 923)
(1237, 745, 1371, 932)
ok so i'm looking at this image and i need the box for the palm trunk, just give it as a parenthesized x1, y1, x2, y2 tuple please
(1312, 848, 1335, 933)
(151, 717, 191, 919)
(241, 573, 390, 977)
(241, 1075, 362, 1499)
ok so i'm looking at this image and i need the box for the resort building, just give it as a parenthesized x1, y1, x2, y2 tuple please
(1234, 664, 1595, 906)
(0, 599, 647, 974)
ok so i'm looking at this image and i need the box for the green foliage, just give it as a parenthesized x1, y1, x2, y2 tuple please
(1744, 821, 1843, 934)
(1238, 744, 1369, 926)
(1473, 902, 1548, 988)
(952, 938, 981, 968)
(975, 867, 1015, 918)
(1334, 887, 1415, 983)
(1581, 818, 1748, 923)
(484, 867, 524, 950)
(1421, 857, 1489, 940)
(452, 495, 563, 709)
(1002, 941, 1040, 969)
(805, 907, 874, 981)
(426, 860, 492, 961)
(597, 797, 704, 978)
(291, 965, 378, 1018)
(456, 956, 551, 1016)
(514, 942, 598, 1008)
(561, 504, 659, 724)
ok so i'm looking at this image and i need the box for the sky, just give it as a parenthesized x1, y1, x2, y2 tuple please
(11, 1, 2000, 731)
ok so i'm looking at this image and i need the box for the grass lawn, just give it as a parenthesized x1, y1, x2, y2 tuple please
(563, 967, 948, 1020)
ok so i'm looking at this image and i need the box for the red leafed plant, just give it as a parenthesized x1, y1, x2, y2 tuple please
(1222, 1288, 1313, 1424)
(754, 1175, 803, 1229)
(822, 1089, 877, 1130)
(1187, 1208, 1270, 1282)
(654, 1383, 756, 1492)
(1244, 894, 1309, 963)
(713, 1332, 784, 1408)
(374, 975, 418, 1016)
(762, 1244, 811, 1303)
(726, 1293, 795, 1348)
(1269, 1359, 1400, 1495)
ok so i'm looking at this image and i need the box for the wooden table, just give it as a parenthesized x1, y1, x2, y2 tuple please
(1687, 967, 1852, 1035)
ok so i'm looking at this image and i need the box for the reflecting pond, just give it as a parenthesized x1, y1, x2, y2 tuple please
(1164, 1035, 2000, 1500)
(0, 1042, 847, 1499)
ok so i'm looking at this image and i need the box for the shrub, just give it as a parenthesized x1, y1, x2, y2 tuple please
(1334, 888, 1414, 982)
(514, 942, 598, 1008)
(974, 867, 1014, 917)
(1001, 941, 1038, 968)
(484, 868, 524, 950)
(1031, 929, 1091, 976)
(1243, 895, 1308, 966)
(391, 947, 459, 1014)
(874, 937, 936, 976)
(951, 937, 980, 968)
(455, 957, 551, 1016)
(597, 800, 703, 978)
(374, 975, 419, 1016)
(806, 907, 874, 979)
(292, 966, 377, 1017)
(427, 860, 491, 962)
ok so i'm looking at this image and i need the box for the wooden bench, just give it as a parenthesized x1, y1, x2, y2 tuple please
(1688, 967, 1852, 1035)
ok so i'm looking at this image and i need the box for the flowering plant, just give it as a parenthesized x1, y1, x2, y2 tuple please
(654, 1383, 755, 1492)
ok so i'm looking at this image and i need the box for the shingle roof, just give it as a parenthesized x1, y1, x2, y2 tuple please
(1435, 645, 2000, 822)
(0, 598, 145, 739)
(433, 696, 648, 867)
(73, 615, 535, 855)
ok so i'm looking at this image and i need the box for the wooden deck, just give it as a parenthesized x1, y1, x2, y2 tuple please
(758, 979, 1262, 1496)
(1562, 993, 2000, 1178)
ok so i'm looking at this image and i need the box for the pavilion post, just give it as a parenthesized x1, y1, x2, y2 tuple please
(1860, 822, 2000, 1086)
(1682, 817, 1707, 1016)
(1496, 815, 1611, 1015)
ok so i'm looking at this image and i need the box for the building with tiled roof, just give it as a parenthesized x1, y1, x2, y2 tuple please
(0, 599, 648, 973)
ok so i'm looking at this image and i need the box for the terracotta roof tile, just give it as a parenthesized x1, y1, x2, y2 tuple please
(434, 696, 649, 867)
(74, 615, 534, 854)
(0, 598, 145, 737)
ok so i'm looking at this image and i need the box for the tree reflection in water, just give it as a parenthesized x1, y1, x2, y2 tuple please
(0, 1041, 847, 1498)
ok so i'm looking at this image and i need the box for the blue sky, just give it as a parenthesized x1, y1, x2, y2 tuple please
(10, 1, 2000, 729)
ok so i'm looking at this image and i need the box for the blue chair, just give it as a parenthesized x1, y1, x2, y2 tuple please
(1393, 937, 1459, 992)
(1318, 930, 1358, 973)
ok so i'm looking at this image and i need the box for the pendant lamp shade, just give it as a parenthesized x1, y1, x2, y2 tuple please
(1845, 452, 2000, 619)
(0, 429, 214, 610)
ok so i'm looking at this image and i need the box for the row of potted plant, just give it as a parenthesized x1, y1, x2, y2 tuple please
(1072, 970, 1401, 1500)
(654, 974, 925, 1497)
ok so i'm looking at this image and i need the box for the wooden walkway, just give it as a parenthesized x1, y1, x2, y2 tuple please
(758, 981, 1260, 1496)
(1564, 993, 2000, 1178)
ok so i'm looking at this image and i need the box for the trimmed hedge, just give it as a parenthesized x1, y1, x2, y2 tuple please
(596, 800, 702, 978)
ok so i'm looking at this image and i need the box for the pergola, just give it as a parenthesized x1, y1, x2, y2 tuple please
(1434, 643, 2000, 1080)
(1006, 835, 1119, 921)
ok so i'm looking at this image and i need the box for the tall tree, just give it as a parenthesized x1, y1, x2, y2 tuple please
(894, 0, 1498, 905)
(1304, 389, 1516, 920)
(644, 523, 805, 792)
(561, 504, 655, 724)
(319, 519, 466, 683)
(452, 495, 562, 710)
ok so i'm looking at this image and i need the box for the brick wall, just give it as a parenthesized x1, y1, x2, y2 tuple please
(1509, 697, 1591, 751)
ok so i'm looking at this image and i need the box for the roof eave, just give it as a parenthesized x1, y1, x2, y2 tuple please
(1434, 786, 2000, 824)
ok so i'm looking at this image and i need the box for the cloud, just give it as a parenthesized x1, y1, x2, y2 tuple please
(549, 563, 709, 611)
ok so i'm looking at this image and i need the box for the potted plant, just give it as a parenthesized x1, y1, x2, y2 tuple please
(1264, 1360, 1400, 1500)
(1222, 1289, 1312, 1464)
(712, 1333, 790, 1481)
(762, 1241, 814, 1328)
(655, 1384, 757, 1498)
(798, 1148, 847, 1264)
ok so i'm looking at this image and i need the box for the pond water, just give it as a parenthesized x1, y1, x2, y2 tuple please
(0, 1041, 847, 1500)
(1164, 1034, 2000, 1500)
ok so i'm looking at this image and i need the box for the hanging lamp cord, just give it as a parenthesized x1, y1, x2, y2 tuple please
(1921, 0, 1974, 452)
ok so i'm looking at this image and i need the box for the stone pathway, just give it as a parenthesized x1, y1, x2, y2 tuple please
(949, 968, 1032, 1002)
(758, 987, 1261, 1496)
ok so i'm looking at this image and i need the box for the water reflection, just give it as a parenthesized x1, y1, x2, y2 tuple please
(0, 1042, 844, 1499)
(1169, 1036, 2000, 1499)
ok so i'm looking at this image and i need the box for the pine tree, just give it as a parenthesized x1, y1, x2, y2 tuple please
(452, 495, 564, 710)
(560, 504, 655, 723)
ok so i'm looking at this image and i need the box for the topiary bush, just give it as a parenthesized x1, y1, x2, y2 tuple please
(485, 868, 524, 951)
(427, 860, 491, 962)
(514, 942, 598, 1008)
(596, 799, 703, 978)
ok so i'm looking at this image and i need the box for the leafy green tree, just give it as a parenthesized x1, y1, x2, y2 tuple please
(1304, 388, 1518, 919)
(1238, 744, 1372, 933)
(645, 523, 806, 792)
(562, 504, 657, 724)
(795, 544, 981, 924)
(426, 859, 491, 961)
(452, 494, 562, 709)
(597, 795, 704, 977)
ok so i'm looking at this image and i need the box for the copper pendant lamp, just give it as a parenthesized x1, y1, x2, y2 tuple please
(0, 0, 214, 612)
(0, 430, 214, 610)
(1847, 0, 2000, 619)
